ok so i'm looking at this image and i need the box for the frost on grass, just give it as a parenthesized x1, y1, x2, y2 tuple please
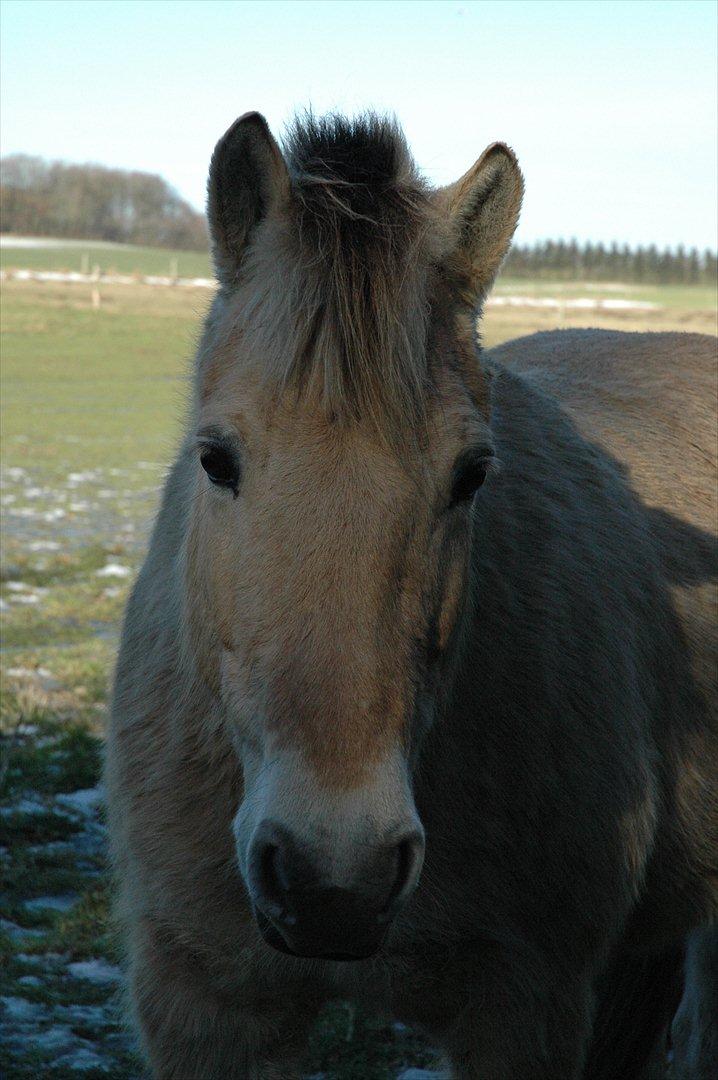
(0, 718, 137, 1075)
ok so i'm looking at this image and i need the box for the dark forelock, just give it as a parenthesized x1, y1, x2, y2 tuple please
(275, 113, 437, 436)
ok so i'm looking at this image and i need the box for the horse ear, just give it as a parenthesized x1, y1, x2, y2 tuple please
(207, 112, 290, 287)
(438, 142, 523, 302)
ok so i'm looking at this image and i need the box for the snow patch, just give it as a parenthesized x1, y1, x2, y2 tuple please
(31, 1024, 79, 1052)
(27, 840, 74, 857)
(25, 894, 78, 913)
(54, 1003, 112, 1027)
(16, 951, 65, 965)
(56, 786, 105, 816)
(0, 918, 46, 940)
(396, 1070, 450, 1080)
(15, 723, 40, 736)
(0, 796, 48, 817)
(487, 294, 659, 312)
(53, 1047, 115, 1071)
(67, 958, 122, 986)
(67, 471, 99, 485)
(95, 563, 131, 578)
(6, 666, 61, 691)
(17, 975, 43, 987)
(0, 995, 50, 1022)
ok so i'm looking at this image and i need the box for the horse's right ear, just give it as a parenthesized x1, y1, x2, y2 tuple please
(207, 112, 290, 287)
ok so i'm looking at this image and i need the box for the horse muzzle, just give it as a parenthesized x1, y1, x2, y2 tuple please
(248, 819, 425, 960)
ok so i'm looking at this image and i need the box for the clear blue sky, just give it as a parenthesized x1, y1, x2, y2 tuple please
(2, 0, 716, 248)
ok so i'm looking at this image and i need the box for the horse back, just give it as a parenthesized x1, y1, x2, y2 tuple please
(489, 328, 718, 924)
(488, 329, 716, 536)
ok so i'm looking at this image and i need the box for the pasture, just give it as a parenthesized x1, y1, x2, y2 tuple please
(1, 246, 716, 1079)
(0, 238, 212, 281)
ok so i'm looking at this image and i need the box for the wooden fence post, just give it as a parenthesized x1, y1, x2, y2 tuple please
(91, 264, 101, 309)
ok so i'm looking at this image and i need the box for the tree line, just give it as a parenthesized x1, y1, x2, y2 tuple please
(504, 239, 717, 285)
(1, 155, 716, 285)
(0, 155, 207, 251)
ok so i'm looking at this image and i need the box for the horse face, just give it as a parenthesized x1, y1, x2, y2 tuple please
(185, 111, 521, 959)
(187, 361, 491, 959)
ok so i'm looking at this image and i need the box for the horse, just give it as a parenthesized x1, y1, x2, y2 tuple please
(106, 111, 717, 1079)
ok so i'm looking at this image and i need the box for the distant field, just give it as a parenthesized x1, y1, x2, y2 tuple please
(1, 250, 716, 1078)
(2, 236, 717, 315)
(494, 276, 718, 312)
(0, 237, 212, 279)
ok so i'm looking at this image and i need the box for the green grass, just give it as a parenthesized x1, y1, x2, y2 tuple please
(1, 239, 212, 279)
(1, 281, 200, 479)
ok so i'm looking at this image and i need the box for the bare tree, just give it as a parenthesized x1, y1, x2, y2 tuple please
(0, 155, 208, 250)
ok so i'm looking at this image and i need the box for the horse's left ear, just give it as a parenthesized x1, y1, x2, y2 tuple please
(207, 111, 291, 287)
(437, 142, 523, 303)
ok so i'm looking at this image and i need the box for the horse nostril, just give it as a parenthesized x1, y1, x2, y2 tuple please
(381, 831, 425, 921)
(258, 844, 281, 904)
(249, 826, 297, 924)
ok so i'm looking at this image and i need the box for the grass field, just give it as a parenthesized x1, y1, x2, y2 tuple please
(1, 239, 212, 280)
(491, 277, 718, 312)
(1, 245, 716, 1078)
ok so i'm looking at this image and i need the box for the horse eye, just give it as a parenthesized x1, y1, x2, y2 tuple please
(450, 453, 491, 505)
(200, 445, 240, 494)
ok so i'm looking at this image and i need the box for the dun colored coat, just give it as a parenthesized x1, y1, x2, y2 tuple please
(106, 112, 717, 1079)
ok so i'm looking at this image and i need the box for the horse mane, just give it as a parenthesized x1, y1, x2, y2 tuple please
(272, 113, 440, 435)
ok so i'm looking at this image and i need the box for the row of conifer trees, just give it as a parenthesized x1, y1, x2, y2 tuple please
(503, 240, 717, 285)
